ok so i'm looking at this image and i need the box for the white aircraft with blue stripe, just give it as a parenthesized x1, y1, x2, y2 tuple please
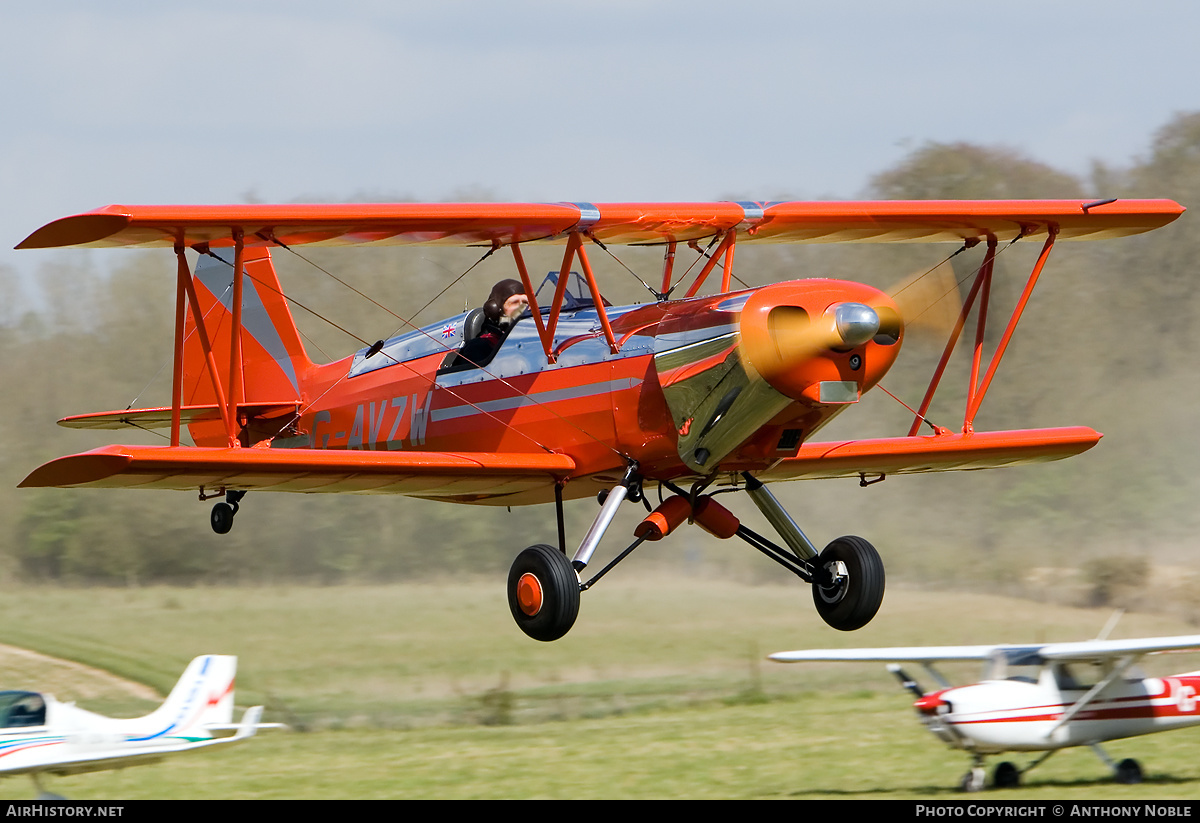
(0, 655, 277, 798)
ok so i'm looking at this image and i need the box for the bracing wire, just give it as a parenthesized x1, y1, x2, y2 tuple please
(243, 242, 627, 459)
(878, 232, 1028, 430)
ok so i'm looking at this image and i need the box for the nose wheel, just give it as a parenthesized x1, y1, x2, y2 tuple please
(507, 544, 581, 642)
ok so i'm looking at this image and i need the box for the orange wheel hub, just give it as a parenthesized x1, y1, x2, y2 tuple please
(516, 572, 543, 616)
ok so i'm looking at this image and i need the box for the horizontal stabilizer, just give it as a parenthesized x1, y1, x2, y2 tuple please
(58, 404, 301, 430)
(760, 427, 1102, 481)
(19, 445, 576, 502)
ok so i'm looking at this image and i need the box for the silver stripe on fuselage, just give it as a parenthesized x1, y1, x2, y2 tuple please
(431, 378, 643, 423)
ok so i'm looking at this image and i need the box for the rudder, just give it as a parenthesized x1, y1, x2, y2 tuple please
(142, 655, 237, 735)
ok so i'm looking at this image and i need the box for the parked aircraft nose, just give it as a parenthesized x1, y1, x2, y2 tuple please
(914, 694, 949, 715)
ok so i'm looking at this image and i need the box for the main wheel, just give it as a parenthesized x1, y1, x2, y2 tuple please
(1115, 758, 1143, 784)
(811, 536, 885, 631)
(508, 544, 581, 642)
(993, 761, 1020, 789)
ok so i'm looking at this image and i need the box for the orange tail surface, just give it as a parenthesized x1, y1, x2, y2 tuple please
(183, 248, 315, 446)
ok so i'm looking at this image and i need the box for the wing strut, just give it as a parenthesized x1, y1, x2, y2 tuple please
(509, 233, 620, 363)
(169, 230, 261, 449)
(684, 231, 737, 298)
(907, 228, 1059, 436)
(227, 229, 246, 433)
(172, 243, 237, 447)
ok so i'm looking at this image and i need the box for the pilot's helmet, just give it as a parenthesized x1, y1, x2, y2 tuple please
(483, 279, 527, 323)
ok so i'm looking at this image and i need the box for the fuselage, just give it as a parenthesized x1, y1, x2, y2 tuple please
(213, 278, 903, 504)
(0, 693, 208, 775)
(916, 670, 1200, 753)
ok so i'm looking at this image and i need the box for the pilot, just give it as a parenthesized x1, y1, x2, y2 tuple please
(443, 279, 529, 373)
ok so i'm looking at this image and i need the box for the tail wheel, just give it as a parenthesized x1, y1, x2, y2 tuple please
(811, 536, 885, 631)
(210, 491, 244, 535)
(507, 544, 580, 642)
(210, 503, 235, 535)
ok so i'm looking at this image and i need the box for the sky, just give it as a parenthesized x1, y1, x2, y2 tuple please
(3, 1, 1198, 279)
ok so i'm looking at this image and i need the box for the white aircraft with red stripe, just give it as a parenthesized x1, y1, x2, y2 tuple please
(770, 634, 1200, 791)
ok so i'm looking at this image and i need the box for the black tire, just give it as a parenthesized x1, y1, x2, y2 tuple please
(811, 536, 885, 631)
(1115, 758, 1143, 784)
(507, 544, 580, 642)
(993, 761, 1020, 789)
(210, 502, 235, 535)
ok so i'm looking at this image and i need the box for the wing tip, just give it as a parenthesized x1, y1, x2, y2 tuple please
(16, 211, 133, 249)
(18, 449, 135, 488)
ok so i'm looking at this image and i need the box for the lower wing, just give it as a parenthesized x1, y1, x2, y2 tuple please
(759, 426, 1101, 481)
(19, 445, 576, 502)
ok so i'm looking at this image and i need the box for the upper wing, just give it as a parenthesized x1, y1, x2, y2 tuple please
(18, 444, 575, 501)
(770, 645, 1007, 663)
(1039, 635, 1200, 661)
(757, 426, 1101, 481)
(17, 199, 1184, 250)
(771, 635, 1200, 665)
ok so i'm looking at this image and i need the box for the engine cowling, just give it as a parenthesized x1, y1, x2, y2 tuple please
(653, 280, 903, 473)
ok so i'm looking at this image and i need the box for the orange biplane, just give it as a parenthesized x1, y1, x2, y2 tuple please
(16, 199, 1184, 641)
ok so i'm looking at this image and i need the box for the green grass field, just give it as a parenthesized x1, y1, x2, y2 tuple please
(1, 580, 1199, 799)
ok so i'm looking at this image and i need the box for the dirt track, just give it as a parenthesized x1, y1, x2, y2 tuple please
(0, 645, 158, 701)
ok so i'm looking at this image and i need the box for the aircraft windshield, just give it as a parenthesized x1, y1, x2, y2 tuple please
(985, 647, 1045, 681)
(0, 691, 45, 727)
(531, 271, 608, 313)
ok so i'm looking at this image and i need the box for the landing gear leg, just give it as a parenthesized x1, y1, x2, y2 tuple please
(31, 774, 65, 800)
(210, 490, 246, 535)
(739, 473, 885, 631)
(1090, 743, 1142, 784)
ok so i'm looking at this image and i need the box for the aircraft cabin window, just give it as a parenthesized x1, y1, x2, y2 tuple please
(0, 691, 46, 728)
(1053, 663, 1097, 691)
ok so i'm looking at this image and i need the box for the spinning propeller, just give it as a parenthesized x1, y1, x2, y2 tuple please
(752, 259, 962, 379)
